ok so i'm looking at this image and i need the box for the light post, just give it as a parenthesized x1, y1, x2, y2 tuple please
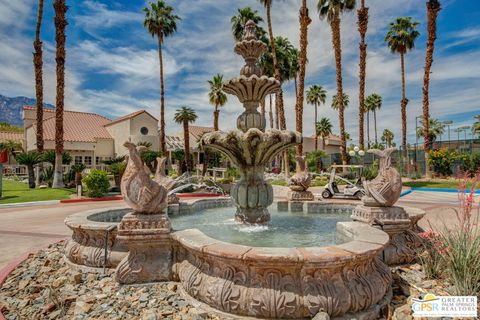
(442, 120, 453, 150)
(457, 125, 470, 151)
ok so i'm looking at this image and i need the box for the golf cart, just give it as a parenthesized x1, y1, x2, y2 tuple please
(321, 165, 365, 200)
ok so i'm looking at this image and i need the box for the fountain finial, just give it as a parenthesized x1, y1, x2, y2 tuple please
(243, 20, 257, 41)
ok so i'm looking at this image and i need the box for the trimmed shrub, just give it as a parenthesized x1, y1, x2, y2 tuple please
(82, 169, 110, 198)
(428, 148, 458, 177)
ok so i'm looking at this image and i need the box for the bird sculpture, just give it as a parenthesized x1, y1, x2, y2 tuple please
(362, 148, 402, 207)
(288, 156, 312, 192)
(121, 142, 168, 213)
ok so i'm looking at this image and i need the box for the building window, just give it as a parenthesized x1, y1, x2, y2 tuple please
(95, 157, 101, 165)
(140, 127, 149, 135)
(75, 156, 82, 165)
(84, 156, 92, 166)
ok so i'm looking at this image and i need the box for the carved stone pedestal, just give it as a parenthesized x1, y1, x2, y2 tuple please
(288, 190, 314, 201)
(114, 212, 173, 284)
(351, 205, 422, 265)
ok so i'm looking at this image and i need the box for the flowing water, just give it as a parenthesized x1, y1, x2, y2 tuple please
(170, 206, 351, 247)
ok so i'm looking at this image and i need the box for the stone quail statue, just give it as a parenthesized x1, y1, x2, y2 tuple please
(121, 141, 167, 213)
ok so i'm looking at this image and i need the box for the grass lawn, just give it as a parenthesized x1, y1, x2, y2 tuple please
(0, 178, 75, 204)
(403, 180, 474, 189)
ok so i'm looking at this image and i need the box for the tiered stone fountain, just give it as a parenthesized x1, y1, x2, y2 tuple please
(200, 20, 301, 224)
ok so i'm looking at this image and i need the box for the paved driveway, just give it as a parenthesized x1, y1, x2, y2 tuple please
(0, 200, 126, 269)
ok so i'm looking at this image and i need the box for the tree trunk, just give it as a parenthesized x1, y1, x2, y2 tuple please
(331, 17, 347, 165)
(158, 35, 166, 153)
(322, 136, 326, 151)
(184, 122, 191, 173)
(357, 1, 368, 150)
(52, 0, 67, 189)
(374, 109, 378, 145)
(314, 104, 318, 151)
(213, 107, 219, 131)
(34, 0, 44, 154)
(266, 0, 286, 133)
(400, 51, 408, 166)
(423, 0, 441, 178)
(295, 0, 311, 157)
(268, 95, 274, 129)
(27, 165, 35, 189)
(202, 151, 209, 176)
(366, 111, 370, 148)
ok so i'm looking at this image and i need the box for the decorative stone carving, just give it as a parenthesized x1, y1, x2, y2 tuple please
(201, 129, 300, 224)
(351, 147, 426, 265)
(114, 142, 173, 284)
(200, 21, 301, 224)
(362, 148, 402, 207)
(153, 156, 179, 204)
(172, 224, 392, 319)
(288, 156, 314, 201)
(121, 142, 168, 214)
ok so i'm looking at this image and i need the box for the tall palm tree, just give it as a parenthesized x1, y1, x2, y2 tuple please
(423, 0, 441, 178)
(473, 115, 480, 137)
(318, 0, 356, 165)
(364, 96, 372, 148)
(357, 0, 368, 150)
(174, 106, 197, 174)
(33, 0, 44, 154)
(231, 7, 264, 42)
(144, 1, 180, 154)
(52, 0, 67, 189)
(416, 118, 445, 150)
(365, 93, 382, 145)
(381, 129, 395, 148)
(207, 74, 227, 131)
(306, 85, 327, 150)
(316, 117, 333, 151)
(295, 0, 311, 156)
(385, 17, 420, 163)
(289, 48, 300, 98)
(258, 0, 286, 132)
(331, 93, 349, 111)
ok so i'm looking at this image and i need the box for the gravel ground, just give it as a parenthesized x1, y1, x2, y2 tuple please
(0, 242, 224, 320)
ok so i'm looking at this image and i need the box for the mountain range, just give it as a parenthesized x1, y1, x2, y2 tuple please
(0, 94, 54, 127)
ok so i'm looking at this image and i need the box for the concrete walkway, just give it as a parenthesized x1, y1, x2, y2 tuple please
(0, 200, 126, 269)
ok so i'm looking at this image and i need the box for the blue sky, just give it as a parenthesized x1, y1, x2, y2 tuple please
(1, 0, 479, 144)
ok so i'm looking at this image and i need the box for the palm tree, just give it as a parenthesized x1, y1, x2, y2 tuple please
(316, 117, 333, 151)
(357, 0, 368, 150)
(174, 106, 197, 174)
(15, 151, 42, 188)
(52, 0, 67, 189)
(207, 74, 227, 131)
(331, 93, 349, 111)
(258, 0, 286, 132)
(33, 0, 44, 154)
(306, 85, 327, 150)
(295, 1, 311, 156)
(144, 1, 180, 154)
(318, 0, 355, 165)
(231, 7, 264, 41)
(416, 118, 445, 150)
(365, 93, 382, 145)
(423, 0, 441, 178)
(381, 129, 395, 148)
(473, 115, 480, 137)
(385, 17, 420, 163)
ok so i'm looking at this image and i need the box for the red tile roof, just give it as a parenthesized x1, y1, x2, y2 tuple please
(0, 131, 24, 143)
(29, 109, 113, 143)
(188, 126, 215, 140)
(105, 110, 158, 126)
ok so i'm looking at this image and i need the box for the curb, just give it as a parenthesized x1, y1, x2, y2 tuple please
(0, 239, 67, 320)
(60, 196, 123, 203)
(0, 200, 60, 209)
